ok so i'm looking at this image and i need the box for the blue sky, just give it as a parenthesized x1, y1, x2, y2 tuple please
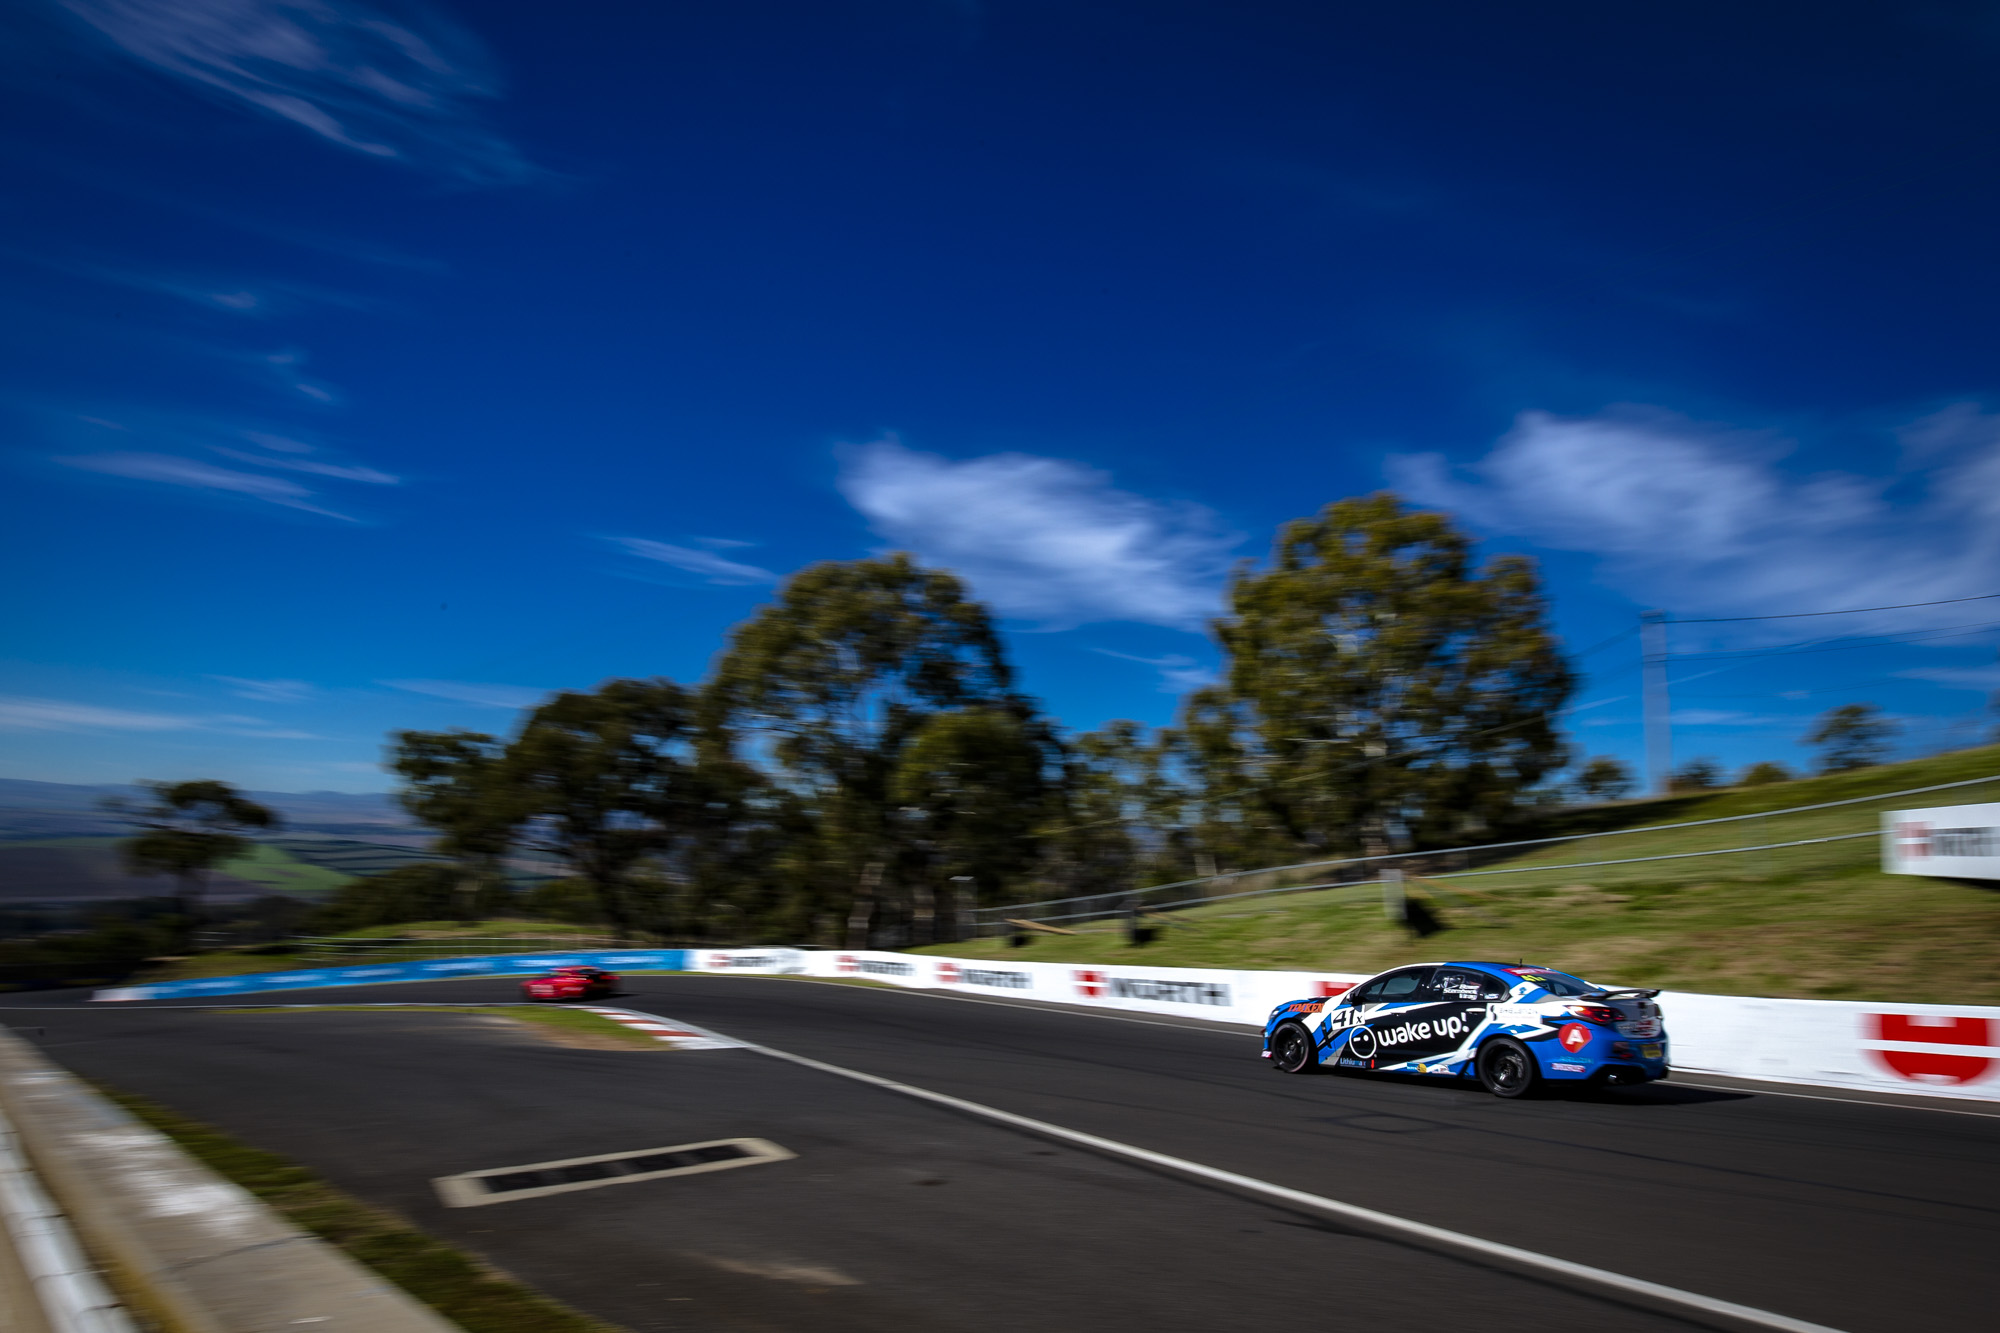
(3, 0, 1999, 792)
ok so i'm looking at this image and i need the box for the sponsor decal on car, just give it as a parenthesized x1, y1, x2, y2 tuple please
(1557, 1023, 1594, 1053)
(1369, 1012, 1476, 1047)
(1551, 1061, 1588, 1073)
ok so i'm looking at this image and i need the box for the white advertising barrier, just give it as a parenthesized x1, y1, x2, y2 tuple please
(1884, 802, 2000, 880)
(687, 948, 2000, 1102)
(686, 948, 1366, 1030)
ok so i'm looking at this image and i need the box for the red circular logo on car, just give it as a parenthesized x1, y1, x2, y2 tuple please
(1558, 1023, 1593, 1053)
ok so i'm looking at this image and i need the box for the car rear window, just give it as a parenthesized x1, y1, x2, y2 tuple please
(1506, 968, 1596, 996)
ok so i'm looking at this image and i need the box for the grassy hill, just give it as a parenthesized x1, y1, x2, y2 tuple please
(0, 837, 356, 901)
(917, 744, 2000, 1005)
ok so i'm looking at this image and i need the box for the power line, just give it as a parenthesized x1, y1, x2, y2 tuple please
(1664, 619, 2000, 664)
(1670, 592, 2000, 624)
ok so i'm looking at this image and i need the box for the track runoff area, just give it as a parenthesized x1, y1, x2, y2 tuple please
(11, 976, 1994, 1333)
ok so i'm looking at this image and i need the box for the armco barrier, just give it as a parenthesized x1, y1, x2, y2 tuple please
(93, 949, 689, 1002)
(686, 948, 2000, 1103)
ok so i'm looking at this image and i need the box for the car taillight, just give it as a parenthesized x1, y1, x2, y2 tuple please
(1566, 1005, 1621, 1024)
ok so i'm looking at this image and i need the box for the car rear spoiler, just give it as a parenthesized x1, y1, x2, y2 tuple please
(1586, 987, 1661, 1000)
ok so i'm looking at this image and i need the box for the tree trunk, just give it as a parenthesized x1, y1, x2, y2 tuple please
(845, 861, 883, 949)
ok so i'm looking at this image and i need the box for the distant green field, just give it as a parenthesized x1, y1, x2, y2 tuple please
(214, 843, 354, 895)
(919, 743, 2000, 1006)
(0, 836, 354, 899)
(268, 838, 443, 878)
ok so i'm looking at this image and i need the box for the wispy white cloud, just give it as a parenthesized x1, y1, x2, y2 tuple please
(0, 696, 199, 731)
(1898, 665, 2000, 691)
(61, 0, 535, 183)
(838, 437, 1240, 630)
(607, 537, 777, 586)
(210, 445, 397, 484)
(1669, 708, 1793, 727)
(380, 679, 546, 709)
(1092, 648, 1219, 693)
(54, 450, 356, 519)
(1388, 405, 2000, 633)
(209, 676, 315, 702)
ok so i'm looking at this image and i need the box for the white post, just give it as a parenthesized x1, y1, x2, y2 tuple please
(1642, 610, 1671, 795)
(1381, 868, 1405, 923)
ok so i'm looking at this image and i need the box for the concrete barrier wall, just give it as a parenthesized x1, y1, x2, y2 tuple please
(91, 945, 2000, 1102)
(94, 949, 690, 1002)
(687, 948, 2000, 1102)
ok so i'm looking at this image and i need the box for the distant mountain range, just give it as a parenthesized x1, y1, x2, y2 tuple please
(0, 779, 416, 840)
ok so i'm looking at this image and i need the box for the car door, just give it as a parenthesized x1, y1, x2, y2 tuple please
(1410, 967, 1506, 1068)
(1340, 966, 1436, 1066)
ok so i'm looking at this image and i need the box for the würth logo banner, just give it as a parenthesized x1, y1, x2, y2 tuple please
(1863, 1014, 1997, 1086)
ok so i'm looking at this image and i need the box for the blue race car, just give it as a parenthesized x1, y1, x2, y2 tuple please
(1262, 961, 1667, 1097)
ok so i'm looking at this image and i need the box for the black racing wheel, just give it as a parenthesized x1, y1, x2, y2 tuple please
(1477, 1037, 1540, 1098)
(1269, 1021, 1320, 1074)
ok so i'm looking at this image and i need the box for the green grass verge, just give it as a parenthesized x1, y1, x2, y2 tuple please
(85, 1080, 627, 1333)
(227, 1004, 667, 1048)
(918, 744, 2000, 1005)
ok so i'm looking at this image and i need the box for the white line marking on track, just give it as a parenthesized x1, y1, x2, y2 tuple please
(639, 979, 2000, 1118)
(1670, 1081, 2000, 1119)
(620, 1004, 1848, 1333)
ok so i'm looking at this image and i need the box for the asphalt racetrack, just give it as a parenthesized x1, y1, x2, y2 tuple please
(5, 975, 1995, 1332)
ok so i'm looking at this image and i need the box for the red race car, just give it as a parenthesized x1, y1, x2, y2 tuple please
(520, 965, 620, 1002)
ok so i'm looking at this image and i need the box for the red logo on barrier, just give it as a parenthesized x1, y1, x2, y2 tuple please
(1075, 969, 1106, 998)
(1314, 981, 1354, 999)
(1867, 1014, 1996, 1085)
(1893, 822, 1932, 858)
(936, 962, 961, 985)
(835, 954, 858, 974)
(1558, 1023, 1593, 1053)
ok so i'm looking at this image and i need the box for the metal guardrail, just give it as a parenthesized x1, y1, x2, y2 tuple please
(972, 770, 2000, 935)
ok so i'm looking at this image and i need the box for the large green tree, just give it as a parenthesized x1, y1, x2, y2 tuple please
(1203, 493, 1574, 858)
(107, 780, 279, 946)
(1805, 702, 1898, 773)
(507, 678, 729, 938)
(388, 729, 524, 921)
(706, 554, 1042, 944)
(888, 707, 1051, 942)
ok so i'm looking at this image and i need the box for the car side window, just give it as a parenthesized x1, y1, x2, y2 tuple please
(1372, 968, 1432, 1002)
(1430, 968, 1487, 1001)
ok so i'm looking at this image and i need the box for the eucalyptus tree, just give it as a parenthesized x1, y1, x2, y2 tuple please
(706, 554, 1043, 942)
(889, 707, 1052, 941)
(107, 780, 279, 945)
(506, 677, 729, 938)
(389, 729, 524, 920)
(1203, 492, 1574, 858)
(1805, 702, 1897, 773)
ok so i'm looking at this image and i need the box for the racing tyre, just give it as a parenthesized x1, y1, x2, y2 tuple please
(1477, 1037, 1540, 1099)
(1269, 1021, 1320, 1075)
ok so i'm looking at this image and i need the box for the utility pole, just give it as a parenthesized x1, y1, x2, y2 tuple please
(1642, 610, 1671, 795)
